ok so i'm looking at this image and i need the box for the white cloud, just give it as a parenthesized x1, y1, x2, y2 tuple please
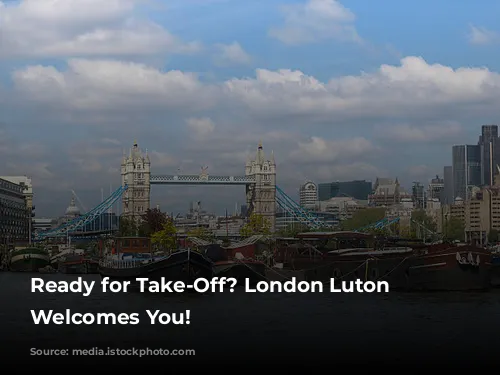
(0, 0, 201, 58)
(269, 0, 361, 45)
(186, 117, 216, 137)
(467, 24, 500, 45)
(377, 122, 463, 143)
(289, 136, 377, 163)
(224, 56, 500, 120)
(213, 42, 251, 65)
(13, 59, 216, 111)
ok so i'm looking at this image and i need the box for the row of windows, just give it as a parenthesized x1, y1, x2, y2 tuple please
(0, 209, 26, 218)
(0, 179, 23, 193)
(0, 219, 28, 226)
(0, 198, 26, 210)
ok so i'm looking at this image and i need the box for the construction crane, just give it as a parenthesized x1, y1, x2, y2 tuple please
(70, 190, 88, 213)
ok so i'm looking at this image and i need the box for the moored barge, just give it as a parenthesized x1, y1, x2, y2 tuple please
(271, 232, 492, 291)
(98, 237, 214, 290)
(9, 247, 50, 272)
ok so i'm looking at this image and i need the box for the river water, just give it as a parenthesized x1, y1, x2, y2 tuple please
(0, 272, 498, 364)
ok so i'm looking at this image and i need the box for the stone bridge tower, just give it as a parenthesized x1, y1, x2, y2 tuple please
(121, 141, 151, 220)
(245, 142, 276, 231)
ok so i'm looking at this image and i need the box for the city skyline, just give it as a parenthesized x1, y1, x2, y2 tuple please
(1, 0, 500, 217)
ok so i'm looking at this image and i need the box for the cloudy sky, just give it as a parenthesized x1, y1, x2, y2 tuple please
(1, 0, 500, 217)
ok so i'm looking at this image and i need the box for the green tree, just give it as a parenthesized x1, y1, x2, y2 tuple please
(488, 229, 499, 244)
(443, 216, 464, 242)
(151, 219, 177, 251)
(139, 208, 168, 236)
(277, 223, 310, 237)
(341, 208, 386, 231)
(187, 227, 215, 241)
(118, 216, 138, 236)
(240, 213, 271, 237)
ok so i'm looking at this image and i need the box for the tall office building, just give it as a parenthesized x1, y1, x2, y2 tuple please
(299, 181, 318, 208)
(452, 145, 481, 200)
(478, 125, 500, 186)
(427, 175, 444, 201)
(443, 166, 453, 204)
(412, 181, 426, 209)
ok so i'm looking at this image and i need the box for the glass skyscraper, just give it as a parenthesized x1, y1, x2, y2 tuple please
(452, 145, 481, 200)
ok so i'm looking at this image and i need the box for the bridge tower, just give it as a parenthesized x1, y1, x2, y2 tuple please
(121, 141, 151, 220)
(245, 142, 276, 231)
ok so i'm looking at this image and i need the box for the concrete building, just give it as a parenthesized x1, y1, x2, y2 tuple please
(460, 180, 500, 245)
(317, 196, 367, 221)
(299, 181, 318, 209)
(428, 175, 444, 202)
(0, 177, 29, 244)
(368, 178, 411, 207)
(121, 141, 151, 220)
(452, 144, 481, 200)
(245, 142, 276, 231)
(32, 218, 56, 232)
(0, 176, 33, 209)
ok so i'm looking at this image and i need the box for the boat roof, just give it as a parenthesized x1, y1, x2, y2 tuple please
(296, 231, 373, 239)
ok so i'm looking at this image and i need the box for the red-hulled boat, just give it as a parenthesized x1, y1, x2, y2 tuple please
(270, 232, 492, 291)
(405, 244, 491, 291)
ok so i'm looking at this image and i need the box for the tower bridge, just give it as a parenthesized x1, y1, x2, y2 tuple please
(35, 140, 341, 240)
(120, 141, 278, 231)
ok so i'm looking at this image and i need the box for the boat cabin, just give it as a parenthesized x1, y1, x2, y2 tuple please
(295, 231, 375, 251)
(113, 237, 151, 254)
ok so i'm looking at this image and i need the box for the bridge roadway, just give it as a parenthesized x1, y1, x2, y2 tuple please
(150, 174, 256, 185)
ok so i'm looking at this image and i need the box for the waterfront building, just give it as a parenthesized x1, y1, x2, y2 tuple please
(0, 176, 33, 209)
(0, 177, 29, 244)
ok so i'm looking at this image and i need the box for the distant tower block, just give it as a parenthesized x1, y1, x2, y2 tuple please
(121, 140, 151, 219)
(245, 142, 276, 231)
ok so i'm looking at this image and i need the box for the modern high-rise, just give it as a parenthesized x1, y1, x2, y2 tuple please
(478, 125, 500, 186)
(318, 180, 372, 201)
(452, 145, 481, 200)
(428, 175, 444, 202)
(442, 166, 453, 204)
(299, 181, 318, 208)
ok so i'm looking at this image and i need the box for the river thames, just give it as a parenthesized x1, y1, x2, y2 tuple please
(1, 272, 498, 364)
